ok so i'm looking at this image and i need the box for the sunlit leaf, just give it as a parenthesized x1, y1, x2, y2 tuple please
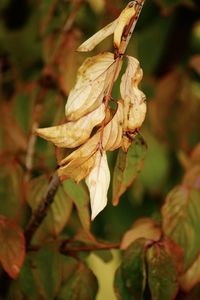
(121, 218, 161, 250)
(162, 184, 200, 269)
(114, 238, 147, 300)
(147, 241, 179, 300)
(58, 103, 123, 182)
(57, 262, 98, 300)
(36, 103, 105, 148)
(112, 134, 147, 205)
(0, 216, 25, 279)
(86, 151, 110, 220)
(65, 52, 118, 121)
(120, 56, 146, 151)
(113, 2, 137, 48)
(78, 1, 138, 52)
(77, 20, 118, 52)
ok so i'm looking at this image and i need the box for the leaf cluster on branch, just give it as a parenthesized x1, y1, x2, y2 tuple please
(36, 1, 147, 220)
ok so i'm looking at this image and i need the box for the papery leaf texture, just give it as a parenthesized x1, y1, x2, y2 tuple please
(77, 19, 118, 52)
(65, 52, 118, 121)
(36, 103, 105, 148)
(120, 56, 146, 151)
(58, 102, 124, 182)
(86, 151, 110, 220)
(78, 1, 138, 52)
(113, 2, 137, 48)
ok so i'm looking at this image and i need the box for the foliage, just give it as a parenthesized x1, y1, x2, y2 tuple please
(0, 0, 200, 299)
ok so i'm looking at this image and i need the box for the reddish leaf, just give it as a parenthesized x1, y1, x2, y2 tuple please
(0, 216, 25, 278)
(121, 218, 162, 250)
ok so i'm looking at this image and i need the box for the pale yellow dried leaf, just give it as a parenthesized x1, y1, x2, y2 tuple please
(58, 154, 97, 183)
(113, 2, 137, 48)
(65, 52, 116, 121)
(58, 103, 124, 181)
(120, 56, 146, 151)
(36, 104, 105, 148)
(86, 151, 110, 220)
(77, 19, 118, 52)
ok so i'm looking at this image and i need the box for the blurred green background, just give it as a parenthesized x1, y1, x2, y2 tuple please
(0, 0, 200, 299)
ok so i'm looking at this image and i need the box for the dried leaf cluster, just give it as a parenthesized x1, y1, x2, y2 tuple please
(36, 1, 146, 220)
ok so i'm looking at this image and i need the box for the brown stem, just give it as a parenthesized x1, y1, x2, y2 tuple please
(117, 0, 146, 56)
(25, 172, 60, 248)
(99, 0, 145, 150)
(24, 89, 46, 182)
(98, 56, 121, 149)
(61, 243, 120, 253)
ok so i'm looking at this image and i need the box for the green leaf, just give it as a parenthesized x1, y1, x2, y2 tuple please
(0, 215, 25, 279)
(14, 92, 33, 134)
(0, 164, 23, 219)
(136, 16, 173, 74)
(114, 267, 136, 300)
(32, 246, 62, 300)
(147, 242, 179, 300)
(114, 239, 147, 300)
(62, 180, 91, 233)
(139, 132, 169, 192)
(18, 254, 40, 300)
(162, 185, 200, 269)
(28, 176, 73, 242)
(57, 262, 98, 300)
(112, 135, 147, 206)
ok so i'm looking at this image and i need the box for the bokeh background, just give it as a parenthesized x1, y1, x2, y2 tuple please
(0, 0, 200, 299)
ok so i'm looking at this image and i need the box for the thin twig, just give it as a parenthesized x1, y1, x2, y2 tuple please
(117, 0, 145, 56)
(63, 0, 84, 32)
(24, 89, 45, 181)
(61, 243, 120, 253)
(25, 172, 60, 247)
